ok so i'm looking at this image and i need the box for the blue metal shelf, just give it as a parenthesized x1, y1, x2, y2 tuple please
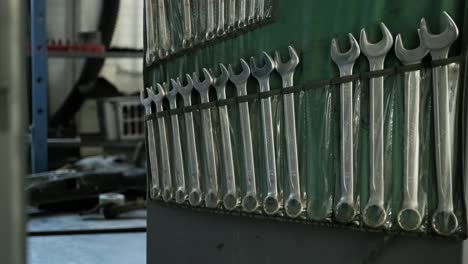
(30, 0, 49, 173)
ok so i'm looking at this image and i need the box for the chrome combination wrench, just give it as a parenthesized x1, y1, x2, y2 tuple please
(420, 11, 459, 236)
(140, 89, 161, 199)
(173, 75, 203, 206)
(213, 64, 239, 210)
(360, 23, 393, 228)
(193, 69, 220, 208)
(167, 81, 187, 204)
(394, 29, 428, 231)
(331, 35, 360, 223)
(229, 59, 258, 212)
(275, 46, 302, 218)
(147, 84, 173, 201)
(251, 51, 280, 215)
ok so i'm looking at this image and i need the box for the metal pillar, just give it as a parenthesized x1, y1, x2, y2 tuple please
(0, 0, 27, 262)
(30, 0, 49, 172)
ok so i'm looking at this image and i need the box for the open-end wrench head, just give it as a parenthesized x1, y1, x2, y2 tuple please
(228, 59, 251, 85)
(168, 79, 179, 99)
(146, 85, 165, 104)
(213, 63, 229, 89)
(395, 29, 428, 65)
(192, 68, 214, 93)
(275, 45, 300, 76)
(140, 88, 152, 107)
(360, 23, 394, 58)
(420, 11, 458, 52)
(331, 34, 360, 65)
(250, 51, 275, 79)
(175, 74, 194, 97)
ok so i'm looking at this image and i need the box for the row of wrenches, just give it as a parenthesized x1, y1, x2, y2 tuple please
(141, 46, 303, 217)
(331, 11, 459, 235)
(145, 0, 272, 64)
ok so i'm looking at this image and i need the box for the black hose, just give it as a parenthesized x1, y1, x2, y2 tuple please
(50, 0, 121, 128)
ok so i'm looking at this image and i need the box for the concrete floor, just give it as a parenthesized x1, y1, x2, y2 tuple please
(27, 210, 146, 264)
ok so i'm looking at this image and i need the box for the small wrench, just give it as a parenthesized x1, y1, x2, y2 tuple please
(275, 46, 302, 218)
(395, 30, 428, 231)
(213, 64, 238, 210)
(360, 22, 393, 228)
(227, 0, 236, 31)
(167, 81, 187, 204)
(182, 0, 194, 48)
(248, 0, 256, 24)
(251, 51, 279, 215)
(193, 69, 219, 208)
(144, 0, 156, 64)
(229, 59, 258, 212)
(331, 35, 360, 223)
(257, 0, 264, 20)
(156, 0, 170, 57)
(237, 0, 247, 28)
(216, 0, 226, 36)
(140, 89, 161, 198)
(147, 84, 173, 202)
(206, 0, 216, 40)
(173, 75, 203, 206)
(420, 11, 459, 236)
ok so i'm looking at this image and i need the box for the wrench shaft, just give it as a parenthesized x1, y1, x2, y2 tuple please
(218, 105, 236, 195)
(170, 109, 185, 194)
(403, 70, 421, 207)
(260, 98, 277, 196)
(200, 106, 219, 195)
(340, 81, 354, 202)
(184, 111, 201, 193)
(239, 101, 257, 195)
(147, 119, 161, 192)
(369, 76, 385, 205)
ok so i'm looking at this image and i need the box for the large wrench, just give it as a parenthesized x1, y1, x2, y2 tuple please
(147, 84, 173, 201)
(213, 64, 238, 210)
(182, 0, 193, 48)
(360, 23, 393, 228)
(275, 46, 302, 218)
(251, 51, 279, 215)
(228, 59, 258, 212)
(330, 35, 360, 223)
(173, 75, 203, 206)
(140, 89, 161, 198)
(193, 69, 219, 208)
(394, 30, 428, 231)
(167, 81, 187, 204)
(420, 11, 459, 236)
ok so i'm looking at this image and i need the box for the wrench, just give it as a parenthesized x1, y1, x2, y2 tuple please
(216, 0, 226, 36)
(257, 0, 264, 20)
(228, 59, 258, 212)
(227, 0, 236, 31)
(144, 0, 156, 64)
(237, 0, 247, 28)
(206, 0, 216, 40)
(193, 69, 219, 208)
(167, 81, 187, 204)
(394, 30, 428, 231)
(213, 64, 238, 210)
(360, 22, 393, 228)
(147, 84, 173, 202)
(182, 0, 194, 48)
(275, 46, 302, 218)
(420, 11, 459, 236)
(156, 0, 170, 57)
(140, 89, 161, 198)
(330, 35, 360, 223)
(251, 51, 279, 215)
(248, 0, 256, 24)
(173, 75, 203, 206)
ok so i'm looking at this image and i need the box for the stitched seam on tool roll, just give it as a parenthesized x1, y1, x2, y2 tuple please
(145, 55, 464, 119)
